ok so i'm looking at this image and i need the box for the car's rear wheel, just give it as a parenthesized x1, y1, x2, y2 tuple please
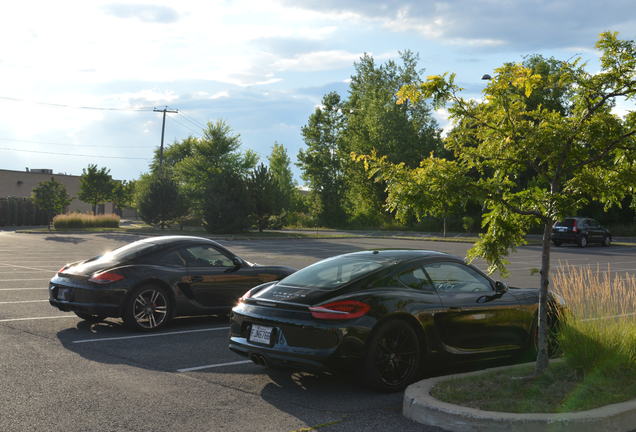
(578, 235, 588, 248)
(552, 240, 561, 247)
(74, 311, 107, 323)
(123, 285, 172, 331)
(363, 319, 421, 392)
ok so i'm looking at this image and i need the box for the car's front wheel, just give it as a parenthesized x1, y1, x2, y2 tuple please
(363, 319, 421, 392)
(602, 235, 611, 247)
(123, 284, 172, 331)
(578, 235, 588, 248)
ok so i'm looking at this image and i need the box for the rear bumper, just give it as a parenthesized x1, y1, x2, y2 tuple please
(228, 304, 369, 371)
(48, 282, 126, 317)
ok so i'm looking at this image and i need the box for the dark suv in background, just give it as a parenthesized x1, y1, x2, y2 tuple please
(552, 217, 612, 247)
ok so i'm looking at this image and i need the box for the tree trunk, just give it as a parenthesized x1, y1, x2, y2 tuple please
(442, 217, 447, 237)
(534, 220, 553, 375)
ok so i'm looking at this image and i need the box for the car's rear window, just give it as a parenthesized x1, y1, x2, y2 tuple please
(555, 219, 576, 227)
(280, 255, 389, 289)
(98, 242, 160, 262)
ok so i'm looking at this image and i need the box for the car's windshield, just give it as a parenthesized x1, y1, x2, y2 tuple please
(280, 255, 389, 289)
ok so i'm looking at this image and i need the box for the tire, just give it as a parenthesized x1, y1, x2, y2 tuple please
(552, 240, 561, 247)
(74, 311, 107, 323)
(578, 235, 588, 248)
(123, 284, 172, 331)
(602, 235, 611, 247)
(363, 320, 422, 392)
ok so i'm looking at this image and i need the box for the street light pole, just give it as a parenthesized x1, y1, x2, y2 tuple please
(153, 106, 178, 168)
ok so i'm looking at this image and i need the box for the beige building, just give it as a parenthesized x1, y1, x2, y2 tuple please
(0, 168, 119, 214)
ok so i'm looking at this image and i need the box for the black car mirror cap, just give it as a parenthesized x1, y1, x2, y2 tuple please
(232, 257, 242, 267)
(494, 281, 508, 294)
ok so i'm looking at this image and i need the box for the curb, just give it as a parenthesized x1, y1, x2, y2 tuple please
(403, 362, 636, 432)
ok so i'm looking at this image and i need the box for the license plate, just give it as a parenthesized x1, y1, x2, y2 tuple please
(249, 324, 274, 345)
(556, 227, 567, 232)
(57, 288, 70, 301)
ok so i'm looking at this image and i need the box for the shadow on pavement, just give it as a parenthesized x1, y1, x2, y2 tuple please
(44, 236, 87, 244)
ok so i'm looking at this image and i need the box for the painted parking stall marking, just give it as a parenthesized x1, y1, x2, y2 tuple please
(72, 326, 231, 344)
(177, 360, 252, 372)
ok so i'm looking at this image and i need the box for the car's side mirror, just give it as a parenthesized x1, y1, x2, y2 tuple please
(232, 257, 242, 267)
(494, 281, 508, 294)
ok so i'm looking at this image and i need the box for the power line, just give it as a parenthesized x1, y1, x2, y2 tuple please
(0, 147, 150, 160)
(0, 137, 155, 149)
(168, 115, 200, 136)
(0, 95, 154, 112)
(178, 111, 208, 129)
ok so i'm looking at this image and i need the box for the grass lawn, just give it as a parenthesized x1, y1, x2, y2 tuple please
(431, 361, 636, 413)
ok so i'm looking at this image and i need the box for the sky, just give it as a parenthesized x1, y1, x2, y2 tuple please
(1, 0, 635, 183)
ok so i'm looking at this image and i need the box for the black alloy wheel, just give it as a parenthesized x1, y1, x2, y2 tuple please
(364, 319, 421, 392)
(552, 240, 561, 247)
(74, 311, 107, 323)
(578, 235, 588, 248)
(603, 235, 611, 247)
(124, 285, 171, 331)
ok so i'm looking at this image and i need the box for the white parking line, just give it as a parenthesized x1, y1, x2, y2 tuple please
(0, 288, 46, 291)
(0, 300, 49, 304)
(0, 278, 51, 282)
(0, 262, 56, 272)
(0, 315, 75, 322)
(177, 360, 252, 373)
(72, 326, 230, 344)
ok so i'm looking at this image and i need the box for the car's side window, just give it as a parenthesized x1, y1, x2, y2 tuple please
(182, 246, 234, 268)
(157, 250, 187, 267)
(422, 262, 492, 293)
(398, 266, 434, 291)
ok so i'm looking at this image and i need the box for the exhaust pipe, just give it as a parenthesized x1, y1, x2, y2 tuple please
(249, 353, 269, 367)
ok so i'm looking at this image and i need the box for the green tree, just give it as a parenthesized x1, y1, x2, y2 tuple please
(268, 142, 296, 211)
(202, 171, 251, 233)
(342, 51, 442, 225)
(150, 136, 198, 171)
(298, 92, 347, 226)
(111, 180, 135, 216)
(32, 177, 72, 229)
(78, 164, 114, 215)
(362, 32, 636, 376)
(135, 171, 187, 228)
(247, 163, 280, 232)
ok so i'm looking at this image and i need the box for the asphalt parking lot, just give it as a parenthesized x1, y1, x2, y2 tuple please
(2, 231, 636, 432)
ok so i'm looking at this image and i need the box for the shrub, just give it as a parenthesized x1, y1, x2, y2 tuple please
(553, 265, 636, 377)
(53, 213, 120, 229)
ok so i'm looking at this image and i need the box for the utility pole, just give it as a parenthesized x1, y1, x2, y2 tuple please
(153, 106, 178, 168)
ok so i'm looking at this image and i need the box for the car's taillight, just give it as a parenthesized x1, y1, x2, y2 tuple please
(88, 272, 125, 284)
(238, 290, 253, 303)
(309, 300, 370, 320)
(572, 220, 578, 233)
(57, 265, 69, 274)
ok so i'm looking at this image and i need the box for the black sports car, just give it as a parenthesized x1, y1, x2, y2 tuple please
(229, 250, 562, 391)
(49, 236, 296, 331)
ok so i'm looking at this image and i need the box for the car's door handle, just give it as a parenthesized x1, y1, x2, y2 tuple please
(190, 275, 203, 282)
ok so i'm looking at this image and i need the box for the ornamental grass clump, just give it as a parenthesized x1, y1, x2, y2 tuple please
(53, 212, 120, 229)
(553, 264, 636, 378)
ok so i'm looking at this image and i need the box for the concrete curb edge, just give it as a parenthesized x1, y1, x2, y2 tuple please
(403, 362, 636, 432)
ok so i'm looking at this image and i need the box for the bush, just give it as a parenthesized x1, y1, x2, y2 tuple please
(53, 213, 120, 229)
(554, 265, 636, 376)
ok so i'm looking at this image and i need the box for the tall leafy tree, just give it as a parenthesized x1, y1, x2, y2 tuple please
(361, 32, 636, 376)
(268, 142, 296, 211)
(32, 177, 72, 229)
(135, 171, 187, 228)
(298, 92, 347, 226)
(247, 163, 280, 232)
(78, 164, 114, 215)
(342, 51, 442, 224)
(202, 171, 251, 233)
(111, 180, 135, 216)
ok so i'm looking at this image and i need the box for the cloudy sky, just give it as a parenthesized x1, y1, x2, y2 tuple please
(1, 0, 635, 182)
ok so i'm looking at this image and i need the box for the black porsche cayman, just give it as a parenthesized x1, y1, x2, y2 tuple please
(49, 236, 296, 331)
(229, 250, 561, 391)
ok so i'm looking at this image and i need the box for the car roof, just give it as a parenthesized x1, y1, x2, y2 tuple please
(136, 235, 220, 246)
(340, 249, 453, 262)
